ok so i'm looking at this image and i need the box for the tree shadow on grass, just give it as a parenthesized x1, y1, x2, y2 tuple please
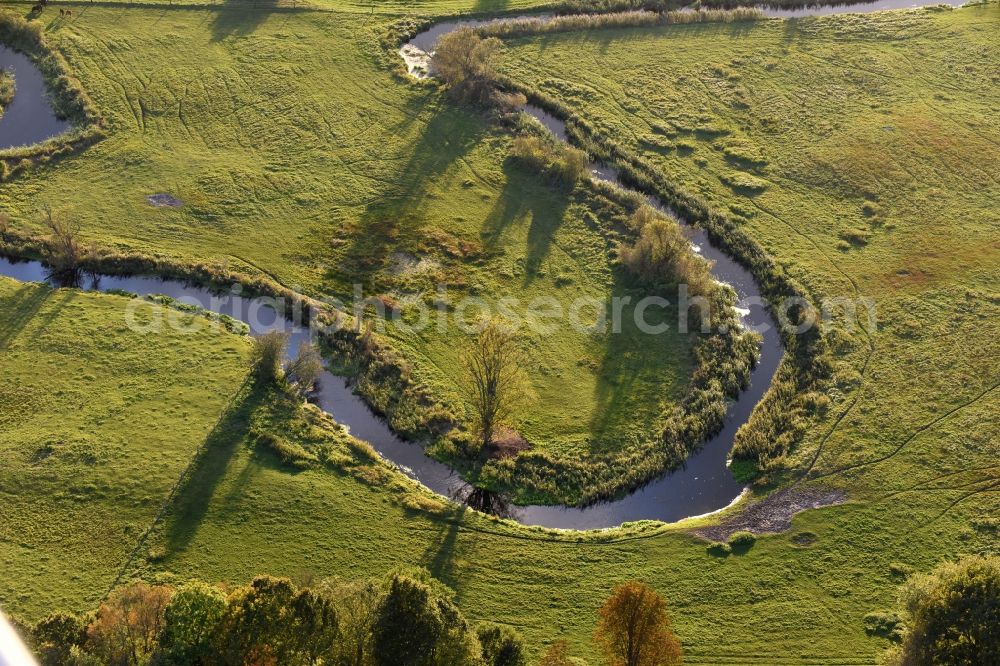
(421, 506, 466, 589)
(481, 163, 572, 285)
(329, 106, 489, 289)
(475, 0, 510, 12)
(210, 0, 280, 42)
(587, 274, 695, 447)
(162, 378, 266, 554)
(0, 284, 50, 350)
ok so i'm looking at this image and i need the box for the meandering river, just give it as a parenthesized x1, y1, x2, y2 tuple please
(0, 0, 963, 527)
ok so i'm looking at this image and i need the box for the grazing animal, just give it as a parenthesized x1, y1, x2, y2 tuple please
(30, 3, 43, 12)
(64, 8, 71, 14)
(59, 8, 64, 14)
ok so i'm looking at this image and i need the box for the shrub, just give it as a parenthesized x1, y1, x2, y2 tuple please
(0, 68, 14, 109)
(839, 227, 870, 246)
(258, 432, 318, 469)
(478, 7, 763, 39)
(250, 331, 288, 382)
(509, 135, 588, 187)
(618, 207, 714, 297)
(706, 542, 732, 557)
(728, 530, 756, 553)
(720, 171, 769, 192)
(863, 611, 903, 640)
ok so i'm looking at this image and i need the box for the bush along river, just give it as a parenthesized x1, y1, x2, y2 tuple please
(1, 1, 959, 528)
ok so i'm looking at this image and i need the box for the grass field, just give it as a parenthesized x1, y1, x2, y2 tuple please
(1, 2, 998, 664)
(0, 279, 995, 663)
(0, 277, 249, 615)
(0, 5, 697, 464)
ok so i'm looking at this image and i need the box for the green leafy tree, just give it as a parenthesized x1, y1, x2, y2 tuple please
(288, 588, 342, 666)
(372, 575, 481, 666)
(31, 612, 87, 666)
(477, 623, 526, 666)
(158, 582, 227, 664)
(882, 555, 1000, 666)
(316, 578, 381, 666)
(216, 576, 297, 665)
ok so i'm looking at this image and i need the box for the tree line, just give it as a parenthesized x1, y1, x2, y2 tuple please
(14, 575, 684, 666)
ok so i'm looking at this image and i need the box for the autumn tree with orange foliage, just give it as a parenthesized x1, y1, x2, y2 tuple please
(87, 582, 173, 666)
(537, 640, 575, 666)
(594, 582, 682, 666)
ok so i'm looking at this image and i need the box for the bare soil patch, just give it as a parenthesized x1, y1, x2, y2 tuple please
(146, 193, 183, 208)
(695, 485, 848, 541)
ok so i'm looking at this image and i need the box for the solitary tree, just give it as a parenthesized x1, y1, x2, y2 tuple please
(40, 206, 84, 282)
(594, 582, 682, 666)
(250, 330, 289, 382)
(432, 27, 504, 106)
(619, 208, 713, 298)
(286, 341, 324, 397)
(460, 318, 525, 453)
(882, 554, 1000, 666)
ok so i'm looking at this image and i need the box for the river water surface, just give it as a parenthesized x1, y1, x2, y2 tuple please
(0, 46, 69, 149)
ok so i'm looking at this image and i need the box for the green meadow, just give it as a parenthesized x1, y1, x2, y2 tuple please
(0, 1, 997, 664)
(0, 277, 249, 614)
(0, 4, 694, 459)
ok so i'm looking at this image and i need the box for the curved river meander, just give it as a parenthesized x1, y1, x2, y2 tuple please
(0, 0, 965, 528)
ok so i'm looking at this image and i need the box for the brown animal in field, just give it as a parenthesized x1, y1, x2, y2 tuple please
(30, 3, 43, 12)
(64, 8, 71, 14)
